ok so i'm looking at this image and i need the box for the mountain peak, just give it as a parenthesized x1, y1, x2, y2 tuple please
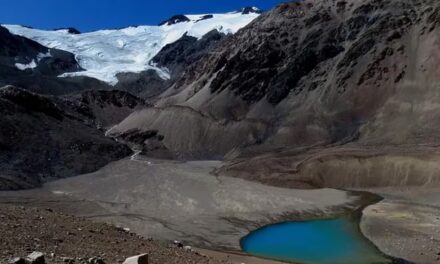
(158, 15, 191, 26)
(238, 6, 262, 14)
(54, 27, 81, 34)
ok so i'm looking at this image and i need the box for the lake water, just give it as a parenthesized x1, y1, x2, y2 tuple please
(240, 218, 390, 264)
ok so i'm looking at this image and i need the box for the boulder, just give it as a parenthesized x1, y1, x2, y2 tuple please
(122, 254, 148, 264)
(61, 257, 75, 264)
(25, 252, 45, 264)
(173, 240, 183, 248)
(183, 246, 192, 251)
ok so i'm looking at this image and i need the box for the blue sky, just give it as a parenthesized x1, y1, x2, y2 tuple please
(0, 0, 284, 32)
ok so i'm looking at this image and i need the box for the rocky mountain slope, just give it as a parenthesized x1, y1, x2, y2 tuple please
(0, 86, 150, 190)
(108, 0, 439, 160)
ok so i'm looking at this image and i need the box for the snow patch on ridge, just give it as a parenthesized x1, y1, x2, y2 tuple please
(3, 11, 259, 85)
(15, 60, 37, 70)
(15, 51, 52, 70)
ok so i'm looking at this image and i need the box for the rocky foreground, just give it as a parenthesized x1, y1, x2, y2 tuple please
(0, 205, 227, 264)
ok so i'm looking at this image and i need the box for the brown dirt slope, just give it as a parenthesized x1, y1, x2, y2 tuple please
(0, 204, 227, 264)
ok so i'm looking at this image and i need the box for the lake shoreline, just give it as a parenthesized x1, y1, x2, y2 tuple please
(236, 190, 400, 264)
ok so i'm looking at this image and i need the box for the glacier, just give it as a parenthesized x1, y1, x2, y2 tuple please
(3, 11, 259, 85)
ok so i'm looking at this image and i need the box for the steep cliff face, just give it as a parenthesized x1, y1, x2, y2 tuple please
(134, 0, 439, 157)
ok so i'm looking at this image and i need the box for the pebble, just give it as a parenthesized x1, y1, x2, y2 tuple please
(122, 254, 148, 264)
(8, 257, 26, 264)
(26, 251, 45, 264)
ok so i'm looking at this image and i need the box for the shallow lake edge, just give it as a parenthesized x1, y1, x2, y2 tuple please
(237, 190, 413, 264)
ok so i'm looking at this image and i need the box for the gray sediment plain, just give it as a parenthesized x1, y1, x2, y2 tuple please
(0, 155, 358, 252)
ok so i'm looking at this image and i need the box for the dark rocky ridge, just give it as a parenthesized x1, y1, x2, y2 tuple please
(159, 15, 191, 26)
(0, 86, 136, 190)
(152, 30, 227, 81)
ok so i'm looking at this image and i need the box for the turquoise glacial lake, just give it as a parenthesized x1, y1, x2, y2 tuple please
(240, 218, 390, 264)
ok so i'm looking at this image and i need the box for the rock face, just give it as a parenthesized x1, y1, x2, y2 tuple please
(60, 90, 149, 129)
(0, 86, 132, 190)
(152, 30, 226, 82)
(113, 0, 439, 159)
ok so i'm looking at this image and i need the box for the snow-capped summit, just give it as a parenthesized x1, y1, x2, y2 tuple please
(238, 7, 262, 14)
(53, 27, 81, 34)
(3, 9, 260, 85)
(159, 15, 191, 26)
